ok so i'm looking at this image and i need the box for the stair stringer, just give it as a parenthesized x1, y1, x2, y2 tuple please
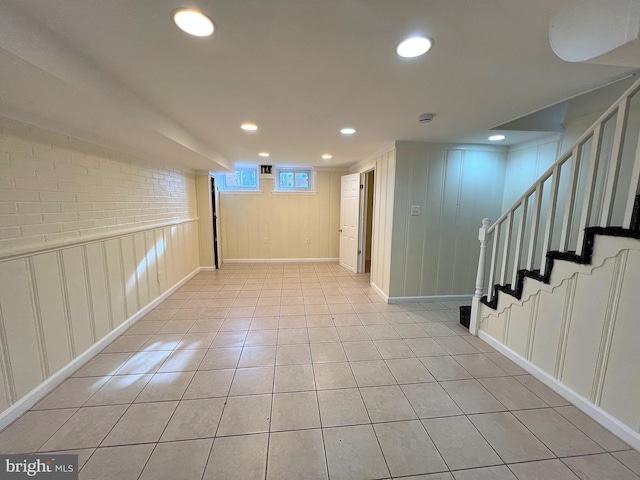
(476, 234, 640, 451)
(480, 234, 640, 319)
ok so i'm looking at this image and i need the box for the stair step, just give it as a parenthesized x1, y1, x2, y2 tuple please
(482, 221, 640, 310)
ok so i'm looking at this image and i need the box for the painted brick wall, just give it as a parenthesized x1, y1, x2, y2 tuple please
(0, 116, 198, 252)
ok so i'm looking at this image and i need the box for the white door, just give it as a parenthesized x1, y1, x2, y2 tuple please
(339, 173, 360, 272)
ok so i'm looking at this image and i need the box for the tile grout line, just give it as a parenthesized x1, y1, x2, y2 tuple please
(8, 264, 632, 479)
(344, 352, 394, 479)
(199, 275, 247, 480)
(263, 316, 278, 480)
(133, 400, 180, 480)
(310, 341, 331, 480)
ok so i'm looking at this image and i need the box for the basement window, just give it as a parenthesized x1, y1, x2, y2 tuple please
(219, 166, 259, 191)
(274, 166, 315, 192)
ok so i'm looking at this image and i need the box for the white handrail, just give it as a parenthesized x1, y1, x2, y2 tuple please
(471, 76, 640, 334)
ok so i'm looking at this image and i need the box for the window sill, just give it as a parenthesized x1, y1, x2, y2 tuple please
(271, 191, 317, 196)
(219, 190, 263, 195)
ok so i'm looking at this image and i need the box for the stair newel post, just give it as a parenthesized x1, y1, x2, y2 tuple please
(470, 218, 491, 336)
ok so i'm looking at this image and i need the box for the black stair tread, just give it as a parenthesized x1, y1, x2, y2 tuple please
(481, 217, 640, 310)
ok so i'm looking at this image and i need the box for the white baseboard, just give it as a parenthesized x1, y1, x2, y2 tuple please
(388, 294, 473, 304)
(223, 258, 339, 264)
(370, 282, 389, 302)
(0, 266, 202, 431)
(478, 330, 640, 452)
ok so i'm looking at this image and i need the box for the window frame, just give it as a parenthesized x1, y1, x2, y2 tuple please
(218, 166, 260, 192)
(274, 166, 315, 193)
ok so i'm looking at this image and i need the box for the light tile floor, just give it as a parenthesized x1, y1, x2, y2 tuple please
(1, 263, 639, 479)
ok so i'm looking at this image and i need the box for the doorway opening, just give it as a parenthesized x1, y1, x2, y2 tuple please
(339, 169, 376, 275)
(210, 176, 220, 269)
(360, 170, 375, 273)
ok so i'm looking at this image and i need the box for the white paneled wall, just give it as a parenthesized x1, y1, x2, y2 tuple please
(0, 221, 199, 414)
(0, 116, 201, 423)
(478, 235, 640, 449)
(389, 142, 507, 299)
(501, 135, 561, 211)
(219, 171, 343, 261)
(351, 148, 396, 298)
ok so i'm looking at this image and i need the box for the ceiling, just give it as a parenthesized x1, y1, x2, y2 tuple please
(0, 0, 636, 171)
(494, 75, 638, 133)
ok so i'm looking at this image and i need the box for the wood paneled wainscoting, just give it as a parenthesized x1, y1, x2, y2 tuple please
(0, 218, 200, 429)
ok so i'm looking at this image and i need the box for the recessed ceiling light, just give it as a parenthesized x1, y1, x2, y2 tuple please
(172, 9, 215, 37)
(397, 36, 433, 58)
(241, 123, 258, 131)
(259, 152, 270, 157)
(340, 127, 356, 135)
(488, 134, 506, 141)
(321, 154, 333, 160)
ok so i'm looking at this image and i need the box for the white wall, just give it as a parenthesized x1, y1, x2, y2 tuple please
(0, 118, 197, 253)
(351, 148, 396, 298)
(478, 235, 640, 449)
(389, 142, 507, 299)
(501, 135, 562, 211)
(0, 116, 200, 421)
(218, 170, 344, 261)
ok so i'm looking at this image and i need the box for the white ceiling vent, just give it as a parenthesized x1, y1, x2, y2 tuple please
(549, 0, 640, 67)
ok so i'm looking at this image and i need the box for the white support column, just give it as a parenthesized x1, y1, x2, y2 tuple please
(470, 218, 491, 336)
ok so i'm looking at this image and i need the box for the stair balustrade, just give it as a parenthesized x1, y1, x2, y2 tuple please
(470, 77, 640, 335)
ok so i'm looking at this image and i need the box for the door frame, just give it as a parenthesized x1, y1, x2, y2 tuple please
(210, 176, 221, 268)
(357, 172, 366, 273)
(357, 168, 375, 274)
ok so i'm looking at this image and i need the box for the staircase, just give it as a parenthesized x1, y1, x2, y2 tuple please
(469, 77, 640, 334)
(464, 78, 640, 450)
